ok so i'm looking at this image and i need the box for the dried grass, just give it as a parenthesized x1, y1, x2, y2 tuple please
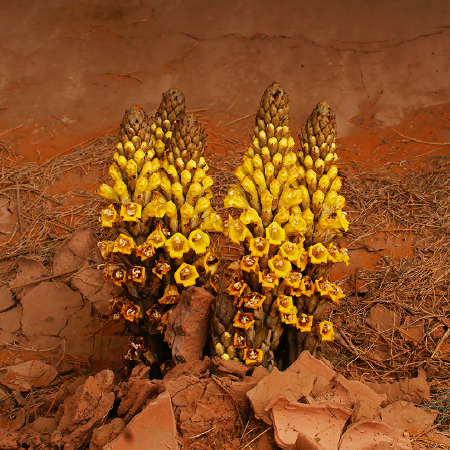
(329, 155, 450, 391)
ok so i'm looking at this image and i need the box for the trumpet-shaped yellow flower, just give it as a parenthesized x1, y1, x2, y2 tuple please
(299, 276, 316, 297)
(294, 249, 308, 271)
(165, 233, 191, 259)
(331, 210, 349, 233)
(276, 295, 294, 313)
(174, 263, 199, 287)
(327, 283, 346, 305)
(109, 265, 127, 286)
(284, 214, 307, 236)
(120, 202, 142, 222)
(259, 269, 279, 288)
(244, 348, 263, 365)
(273, 207, 290, 225)
(121, 302, 140, 322)
(234, 331, 247, 349)
(146, 303, 164, 326)
(97, 240, 114, 260)
(233, 312, 255, 330)
(159, 285, 181, 305)
(228, 280, 249, 298)
(240, 207, 263, 226)
(249, 237, 270, 257)
(315, 277, 331, 296)
(326, 243, 349, 266)
(128, 266, 146, 284)
(113, 234, 135, 254)
(97, 184, 120, 203)
(188, 230, 210, 254)
(135, 242, 155, 261)
(284, 272, 302, 289)
(297, 314, 313, 332)
(240, 255, 259, 273)
(280, 306, 298, 325)
(318, 321, 335, 341)
(308, 243, 330, 265)
(229, 217, 252, 244)
(242, 292, 266, 310)
(268, 255, 292, 279)
(224, 185, 249, 210)
(302, 209, 315, 229)
(101, 205, 119, 227)
(279, 241, 301, 262)
(152, 261, 171, 279)
(266, 222, 286, 246)
(147, 225, 166, 248)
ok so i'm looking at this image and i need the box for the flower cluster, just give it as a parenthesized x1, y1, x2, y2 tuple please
(211, 83, 349, 369)
(96, 89, 221, 365)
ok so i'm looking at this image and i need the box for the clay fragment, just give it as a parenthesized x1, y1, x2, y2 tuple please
(0, 360, 58, 392)
(0, 287, 14, 313)
(364, 368, 430, 403)
(339, 420, 412, 450)
(90, 418, 125, 450)
(104, 391, 178, 450)
(51, 370, 116, 450)
(366, 305, 401, 332)
(247, 351, 335, 425)
(381, 400, 437, 435)
(267, 396, 351, 450)
(164, 286, 214, 364)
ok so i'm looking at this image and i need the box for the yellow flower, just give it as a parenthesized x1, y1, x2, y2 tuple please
(328, 283, 346, 305)
(229, 217, 251, 244)
(259, 270, 279, 289)
(101, 205, 119, 227)
(165, 233, 190, 259)
(240, 207, 263, 227)
(128, 266, 146, 284)
(244, 348, 263, 365)
(280, 306, 298, 325)
(97, 184, 120, 203)
(109, 296, 124, 318)
(284, 214, 307, 236)
(315, 214, 334, 233)
(308, 243, 330, 265)
(121, 302, 140, 322)
(273, 207, 290, 225)
(147, 224, 166, 249)
(240, 255, 259, 273)
(228, 280, 249, 298)
(276, 295, 294, 313)
(113, 234, 135, 254)
(146, 303, 164, 326)
(208, 273, 220, 293)
(152, 261, 171, 279)
(266, 222, 286, 246)
(327, 243, 350, 266)
(294, 249, 308, 271)
(318, 321, 335, 341)
(233, 331, 247, 349)
(302, 209, 315, 229)
(233, 312, 255, 330)
(188, 230, 210, 254)
(120, 202, 142, 222)
(331, 210, 349, 233)
(242, 292, 266, 310)
(268, 255, 292, 278)
(174, 263, 199, 287)
(315, 277, 331, 296)
(299, 276, 316, 297)
(159, 285, 181, 305)
(135, 242, 155, 261)
(297, 314, 313, 332)
(284, 272, 302, 289)
(224, 185, 249, 210)
(107, 264, 127, 286)
(279, 241, 301, 262)
(249, 237, 270, 257)
(97, 240, 114, 260)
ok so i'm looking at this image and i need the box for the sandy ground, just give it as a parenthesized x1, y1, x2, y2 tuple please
(0, 0, 449, 163)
